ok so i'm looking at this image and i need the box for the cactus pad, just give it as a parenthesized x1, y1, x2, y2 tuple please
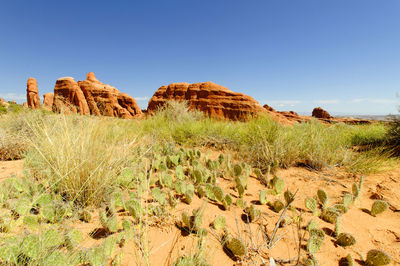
(365, 249, 391, 266)
(336, 233, 356, 247)
(371, 200, 388, 217)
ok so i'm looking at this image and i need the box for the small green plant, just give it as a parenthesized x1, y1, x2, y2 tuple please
(334, 217, 341, 237)
(317, 189, 329, 208)
(370, 200, 388, 217)
(259, 190, 267, 205)
(179, 204, 206, 234)
(212, 215, 226, 230)
(343, 193, 353, 208)
(333, 204, 348, 214)
(244, 205, 261, 222)
(365, 249, 391, 266)
(151, 188, 166, 205)
(225, 237, 247, 258)
(321, 208, 340, 224)
(307, 235, 323, 254)
(352, 176, 364, 202)
(99, 210, 118, 233)
(271, 176, 285, 195)
(306, 220, 319, 231)
(305, 197, 320, 216)
(336, 233, 356, 247)
(269, 199, 285, 213)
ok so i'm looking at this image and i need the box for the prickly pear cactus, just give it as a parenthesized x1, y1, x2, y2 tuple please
(151, 188, 166, 205)
(307, 236, 323, 254)
(226, 237, 247, 257)
(181, 212, 192, 229)
(272, 176, 285, 195)
(270, 200, 285, 213)
(42, 228, 63, 249)
(334, 217, 341, 237)
(236, 198, 245, 208)
(306, 220, 319, 231)
(333, 204, 348, 214)
(321, 208, 340, 224)
(305, 197, 318, 214)
(245, 205, 261, 222)
(77, 209, 91, 222)
(233, 164, 243, 177)
(259, 190, 267, 205)
(213, 186, 224, 202)
(365, 249, 391, 266)
(370, 200, 388, 217)
(175, 165, 185, 180)
(309, 228, 325, 240)
(317, 189, 328, 207)
(22, 235, 40, 260)
(343, 193, 353, 208)
(212, 215, 226, 230)
(284, 190, 294, 204)
(336, 233, 356, 247)
(223, 194, 233, 210)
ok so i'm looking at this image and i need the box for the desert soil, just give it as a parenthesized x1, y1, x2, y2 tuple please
(1, 160, 399, 265)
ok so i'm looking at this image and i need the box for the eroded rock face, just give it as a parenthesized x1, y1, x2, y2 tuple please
(0, 98, 9, 108)
(78, 72, 142, 118)
(312, 107, 332, 119)
(43, 92, 54, 111)
(148, 82, 265, 120)
(53, 77, 90, 115)
(27, 78, 41, 109)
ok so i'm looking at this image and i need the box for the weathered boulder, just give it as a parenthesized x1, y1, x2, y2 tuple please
(312, 107, 332, 119)
(78, 72, 142, 118)
(23, 102, 28, 108)
(0, 98, 9, 108)
(27, 78, 41, 109)
(43, 92, 54, 111)
(147, 82, 265, 120)
(53, 77, 90, 115)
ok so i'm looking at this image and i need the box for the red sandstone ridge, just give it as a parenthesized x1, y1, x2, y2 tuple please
(78, 72, 142, 118)
(26, 78, 41, 109)
(52, 73, 142, 118)
(53, 77, 90, 115)
(43, 93, 54, 111)
(147, 82, 265, 120)
(262, 104, 372, 125)
(312, 107, 332, 119)
(262, 104, 309, 124)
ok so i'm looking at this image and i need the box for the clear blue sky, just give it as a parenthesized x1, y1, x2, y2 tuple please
(1, 0, 399, 115)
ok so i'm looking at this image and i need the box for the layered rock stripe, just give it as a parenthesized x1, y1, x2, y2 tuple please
(148, 81, 265, 121)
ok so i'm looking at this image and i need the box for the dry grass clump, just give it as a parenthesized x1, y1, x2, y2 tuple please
(0, 129, 27, 160)
(24, 114, 138, 207)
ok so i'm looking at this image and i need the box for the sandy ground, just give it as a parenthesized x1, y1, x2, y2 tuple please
(0, 160, 23, 181)
(1, 160, 399, 265)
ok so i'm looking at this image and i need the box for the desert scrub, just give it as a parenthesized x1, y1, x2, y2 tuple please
(0, 128, 27, 160)
(24, 114, 139, 207)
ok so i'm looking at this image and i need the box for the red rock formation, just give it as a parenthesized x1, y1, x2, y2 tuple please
(0, 98, 8, 108)
(53, 77, 90, 115)
(11, 100, 16, 104)
(43, 92, 54, 111)
(78, 72, 142, 118)
(312, 107, 332, 119)
(23, 102, 28, 108)
(263, 104, 276, 112)
(148, 82, 265, 120)
(26, 78, 41, 109)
